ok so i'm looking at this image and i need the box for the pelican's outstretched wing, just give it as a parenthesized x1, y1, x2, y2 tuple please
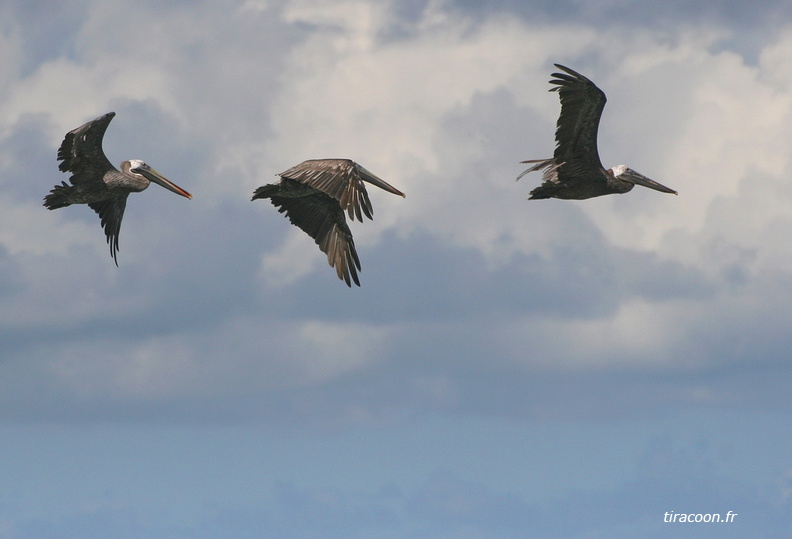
(57, 112, 117, 185)
(88, 194, 128, 266)
(550, 64, 607, 179)
(278, 159, 405, 222)
(255, 182, 361, 287)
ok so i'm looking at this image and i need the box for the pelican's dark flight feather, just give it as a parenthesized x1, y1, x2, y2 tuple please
(44, 112, 192, 265)
(252, 159, 405, 287)
(519, 64, 677, 200)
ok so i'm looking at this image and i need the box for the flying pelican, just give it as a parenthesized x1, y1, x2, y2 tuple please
(519, 64, 677, 199)
(44, 112, 192, 265)
(252, 159, 405, 287)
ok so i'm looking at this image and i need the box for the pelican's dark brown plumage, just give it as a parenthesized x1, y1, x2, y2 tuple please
(252, 159, 405, 287)
(519, 64, 677, 200)
(43, 112, 192, 265)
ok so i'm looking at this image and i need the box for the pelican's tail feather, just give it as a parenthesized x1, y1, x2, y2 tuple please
(43, 181, 73, 210)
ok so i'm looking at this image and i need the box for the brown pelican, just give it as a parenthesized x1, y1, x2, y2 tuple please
(252, 159, 405, 287)
(519, 64, 677, 199)
(44, 112, 192, 265)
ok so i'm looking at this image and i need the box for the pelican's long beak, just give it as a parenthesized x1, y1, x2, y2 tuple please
(141, 166, 193, 199)
(625, 170, 677, 195)
(357, 165, 406, 198)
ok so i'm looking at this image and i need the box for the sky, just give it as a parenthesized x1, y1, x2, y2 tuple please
(1, 0, 792, 537)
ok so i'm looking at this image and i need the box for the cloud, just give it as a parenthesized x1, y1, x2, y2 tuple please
(1, 2, 792, 428)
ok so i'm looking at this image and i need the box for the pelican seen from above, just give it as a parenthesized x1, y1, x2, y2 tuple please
(252, 159, 406, 287)
(519, 64, 677, 200)
(44, 112, 192, 265)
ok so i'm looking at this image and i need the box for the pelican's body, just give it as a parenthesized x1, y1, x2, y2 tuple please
(252, 158, 405, 287)
(519, 64, 677, 200)
(44, 112, 192, 264)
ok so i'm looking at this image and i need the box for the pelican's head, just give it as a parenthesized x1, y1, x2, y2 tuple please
(611, 165, 677, 195)
(123, 159, 192, 199)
